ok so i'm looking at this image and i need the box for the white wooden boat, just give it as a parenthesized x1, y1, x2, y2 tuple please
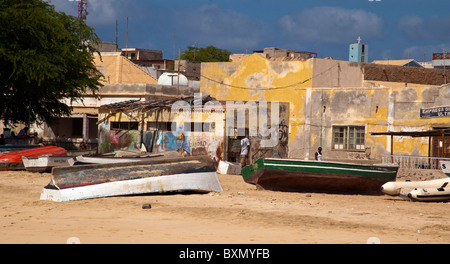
(22, 155, 75, 173)
(40, 171, 223, 202)
(40, 155, 223, 201)
(71, 154, 164, 165)
(380, 178, 450, 196)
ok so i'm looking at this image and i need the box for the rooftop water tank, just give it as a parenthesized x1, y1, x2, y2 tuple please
(158, 72, 188, 86)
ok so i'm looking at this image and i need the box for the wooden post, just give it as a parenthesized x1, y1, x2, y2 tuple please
(390, 134, 394, 163)
(428, 136, 431, 157)
(82, 114, 89, 142)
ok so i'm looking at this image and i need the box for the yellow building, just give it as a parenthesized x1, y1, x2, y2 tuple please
(29, 52, 161, 150)
(200, 53, 450, 162)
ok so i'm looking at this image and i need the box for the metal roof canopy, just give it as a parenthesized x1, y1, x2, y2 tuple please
(370, 128, 450, 157)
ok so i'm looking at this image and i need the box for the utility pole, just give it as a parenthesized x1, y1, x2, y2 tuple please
(442, 49, 447, 84)
(115, 20, 118, 50)
(125, 17, 129, 59)
(177, 48, 181, 98)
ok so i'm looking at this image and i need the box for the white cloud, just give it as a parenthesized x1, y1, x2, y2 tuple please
(278, 6, 383, 44)
(171, 5, 270, 50)
(85, 0, 125, 25)
(48, 0, 125, 25)
(398, 15, 450, 41)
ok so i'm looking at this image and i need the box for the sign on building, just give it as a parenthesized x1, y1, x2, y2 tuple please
(420, 106, 450, 118)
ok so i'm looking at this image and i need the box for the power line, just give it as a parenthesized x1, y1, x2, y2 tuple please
(198, 63, 339, 90)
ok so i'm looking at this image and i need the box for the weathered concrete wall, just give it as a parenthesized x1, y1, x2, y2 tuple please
(94, 53, 158, 84)
(312, 59, 363, 88)
(201, 53, 312, 159)
(200, 55, 450, 162)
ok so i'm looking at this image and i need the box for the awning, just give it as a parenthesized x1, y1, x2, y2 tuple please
(370, 129, 450, 137)
(370, 128, 450, 157)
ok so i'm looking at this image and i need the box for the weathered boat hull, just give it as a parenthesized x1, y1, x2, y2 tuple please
(242, 158, 398, 195)
(40, 155, 223, 201)
(22, 156, 75, 173)
(0, 146, 67, 171)
(440, 160, 450, 177)
(50, 155, 217, 189)
(40, 171, 223, 202)
(71, 154, 164, 165)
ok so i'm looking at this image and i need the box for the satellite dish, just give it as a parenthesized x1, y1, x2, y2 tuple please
(158, 72, 188, 86)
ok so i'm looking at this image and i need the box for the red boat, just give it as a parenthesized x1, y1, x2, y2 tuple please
(0, 146, 67, 171)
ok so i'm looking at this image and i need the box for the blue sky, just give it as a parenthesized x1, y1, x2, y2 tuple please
(49, 0, 450, 62)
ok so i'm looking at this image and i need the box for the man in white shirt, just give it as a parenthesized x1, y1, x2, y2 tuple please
(240, 134, 250, 167)
(315, 147, 322, 161)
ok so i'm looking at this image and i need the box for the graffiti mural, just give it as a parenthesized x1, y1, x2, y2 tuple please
(99, 122, 224, 162)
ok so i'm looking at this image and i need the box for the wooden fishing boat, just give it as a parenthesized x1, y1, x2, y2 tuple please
(70, 153, 164, 165)
(440, 160, 450, 177)
(40, 155, 223, 201)
(22, 155, 75, 173)
(241, 158, 399, 195)
(0, 146, 67, 171)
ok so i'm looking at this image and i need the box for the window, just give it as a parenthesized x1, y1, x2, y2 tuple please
(332, 126, 365, 150)
(147, 121, 171, 131)
(111, 122, 139, 131)
(183, 122, 214, 132)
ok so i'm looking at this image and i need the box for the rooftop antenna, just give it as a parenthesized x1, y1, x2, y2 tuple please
(78, 0, 88, 21)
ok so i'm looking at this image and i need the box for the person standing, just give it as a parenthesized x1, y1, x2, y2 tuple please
(240, 134, 250, 167)
(315, 147, 322, 161)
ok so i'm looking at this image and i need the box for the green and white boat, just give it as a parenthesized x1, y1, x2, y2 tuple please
(241, 158, 399, 195)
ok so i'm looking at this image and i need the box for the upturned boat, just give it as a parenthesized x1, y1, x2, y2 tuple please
(0, 146, 67, 171)
(241, 158, 399, 195)
(40, 155, 223, 201)
(22, 155, 75, 173)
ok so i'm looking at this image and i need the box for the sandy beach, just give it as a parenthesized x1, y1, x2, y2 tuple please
(0, 168, 449, 244)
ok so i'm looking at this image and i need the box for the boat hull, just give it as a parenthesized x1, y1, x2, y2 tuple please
(49, 155, 218, 190)
(22, 156, 75, 173)
(242, 158, 398, 195)
(72, 154, 164, 165)
(40, 171, 223, 202)
(0, 146, 67, 171)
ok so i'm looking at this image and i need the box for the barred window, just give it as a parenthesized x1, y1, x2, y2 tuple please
(111, 122, 139, 131)
(332, 126, 365, 150)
